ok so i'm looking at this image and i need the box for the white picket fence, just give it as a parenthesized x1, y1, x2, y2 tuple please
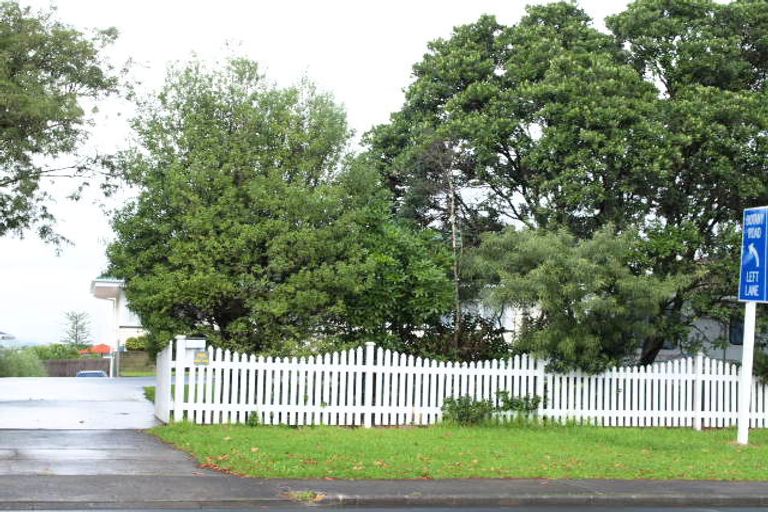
(154, 336, 768, 428)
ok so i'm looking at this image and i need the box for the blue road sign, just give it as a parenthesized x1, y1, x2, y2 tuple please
(739, 206, 768, 302)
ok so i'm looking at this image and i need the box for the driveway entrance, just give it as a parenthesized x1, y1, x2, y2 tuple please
(0, 429, 203, 476)
(0, 377, 158, 429)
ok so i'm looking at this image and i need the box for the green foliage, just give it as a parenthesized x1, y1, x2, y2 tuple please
(754, 348, 768, 385)
(472, 226, 678, 373)
(408, 313, 509, 362)
(246, 411, 260, 427)
(496, 391, 541, 416)
(366, 0, 768, 367)
(30, 343, 81, 360)
(441, 396, 495, 425)
(0, 347, 46, 376)
(108, 59, 453, 355)
(0, 1, 118, 242)
(441, 392, 542, 426)
(124, 336, 148, 351)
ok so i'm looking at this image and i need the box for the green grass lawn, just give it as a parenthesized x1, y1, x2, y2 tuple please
(150, 422, 768, 480)
(121, 370, 156, 377)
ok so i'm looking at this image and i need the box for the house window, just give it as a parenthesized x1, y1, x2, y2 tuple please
(730, 318, 744, 346)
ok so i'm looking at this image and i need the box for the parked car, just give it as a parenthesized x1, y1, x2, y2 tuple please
(75, 370, 108, 378)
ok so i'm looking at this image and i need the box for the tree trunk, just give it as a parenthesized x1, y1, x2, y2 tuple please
(447, 167, 461, 352)
(640, 295, 685, 365)
(640, 335, 664, 365)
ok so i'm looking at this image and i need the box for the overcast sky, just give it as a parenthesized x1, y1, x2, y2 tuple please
(0, 0, 629, 345)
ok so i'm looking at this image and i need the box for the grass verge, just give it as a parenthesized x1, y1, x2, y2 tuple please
(143, 385, 190, 403)
(150, 422, 768, 480)
(121, 370, 156, 377)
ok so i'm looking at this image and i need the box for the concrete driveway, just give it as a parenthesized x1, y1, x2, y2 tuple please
(0, 377, 159, 429)
(0, 429, 203, 476)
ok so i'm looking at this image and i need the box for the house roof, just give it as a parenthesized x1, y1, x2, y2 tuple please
(79, 344, 112, 355)
(91, 277, 125, 300)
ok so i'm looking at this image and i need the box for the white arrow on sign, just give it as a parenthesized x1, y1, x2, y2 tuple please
(749, 243, 760, 268)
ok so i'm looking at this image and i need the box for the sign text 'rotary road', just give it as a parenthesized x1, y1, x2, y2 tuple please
(739, 206, 768, 302)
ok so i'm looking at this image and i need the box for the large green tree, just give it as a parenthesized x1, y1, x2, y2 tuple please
(607, 0, 768, 362)
(108, 60, 453, 355)
(0, 2, 117, 242)
(366, 0, 768, 367)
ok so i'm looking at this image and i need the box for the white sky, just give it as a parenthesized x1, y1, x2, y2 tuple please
(0, 0, 628, 345)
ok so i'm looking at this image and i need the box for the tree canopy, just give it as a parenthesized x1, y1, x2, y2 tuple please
(0, 1, 117, 242)
(107, 60, 454, 355)
(365, 0, 768, 367)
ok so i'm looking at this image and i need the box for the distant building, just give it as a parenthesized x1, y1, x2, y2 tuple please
(0, 331, 14, 341)
(90, 278, 145, 351)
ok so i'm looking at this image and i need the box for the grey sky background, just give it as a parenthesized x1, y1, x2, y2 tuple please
(0, 0, 629, 345)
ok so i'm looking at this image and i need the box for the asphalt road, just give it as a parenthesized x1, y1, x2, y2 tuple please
(1, 508, 766, 511)
(0, 377, 158, 429)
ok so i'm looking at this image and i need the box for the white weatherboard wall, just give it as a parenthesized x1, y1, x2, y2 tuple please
(154, 337, 768, 428)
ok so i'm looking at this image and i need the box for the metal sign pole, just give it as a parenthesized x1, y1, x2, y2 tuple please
(737, 206, 768, 445)
(738, 301, 757, 445)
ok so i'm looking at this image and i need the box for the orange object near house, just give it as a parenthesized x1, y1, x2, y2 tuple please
(79, 344, 112, 355)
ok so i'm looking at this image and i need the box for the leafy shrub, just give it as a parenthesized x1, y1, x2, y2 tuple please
(441, 396, 495, 425)
(0, 348, 46, 377)
(441, 392, 543, 426)
(30, 343, 81, 360)
(125, 335, 149, 351)
(246, 411, 260, 427)
(496, 391, 541, 415)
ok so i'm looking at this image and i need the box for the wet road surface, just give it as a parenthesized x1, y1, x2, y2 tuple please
(0, 377, 158, 429)
(0, 429, 207, 476)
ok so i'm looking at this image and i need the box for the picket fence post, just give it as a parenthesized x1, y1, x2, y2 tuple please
(154, 343, 173, 423)
(173, 335, 187, 422)
(363, 342, 375, 428)
(535, 358, 546, 416)
(693, 352, 703, 431)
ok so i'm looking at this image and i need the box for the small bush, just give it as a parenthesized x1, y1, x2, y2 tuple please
(0, 348, 46, 377)
(246, 411, 260, 427)
(125, 335, 149, 351)
(441, 393, 543, 426)
(441, 396, 495, 425)
(496, 391, 541, 415)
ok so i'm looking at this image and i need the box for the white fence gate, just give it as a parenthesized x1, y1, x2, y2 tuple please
(154, 336, 768, 428)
